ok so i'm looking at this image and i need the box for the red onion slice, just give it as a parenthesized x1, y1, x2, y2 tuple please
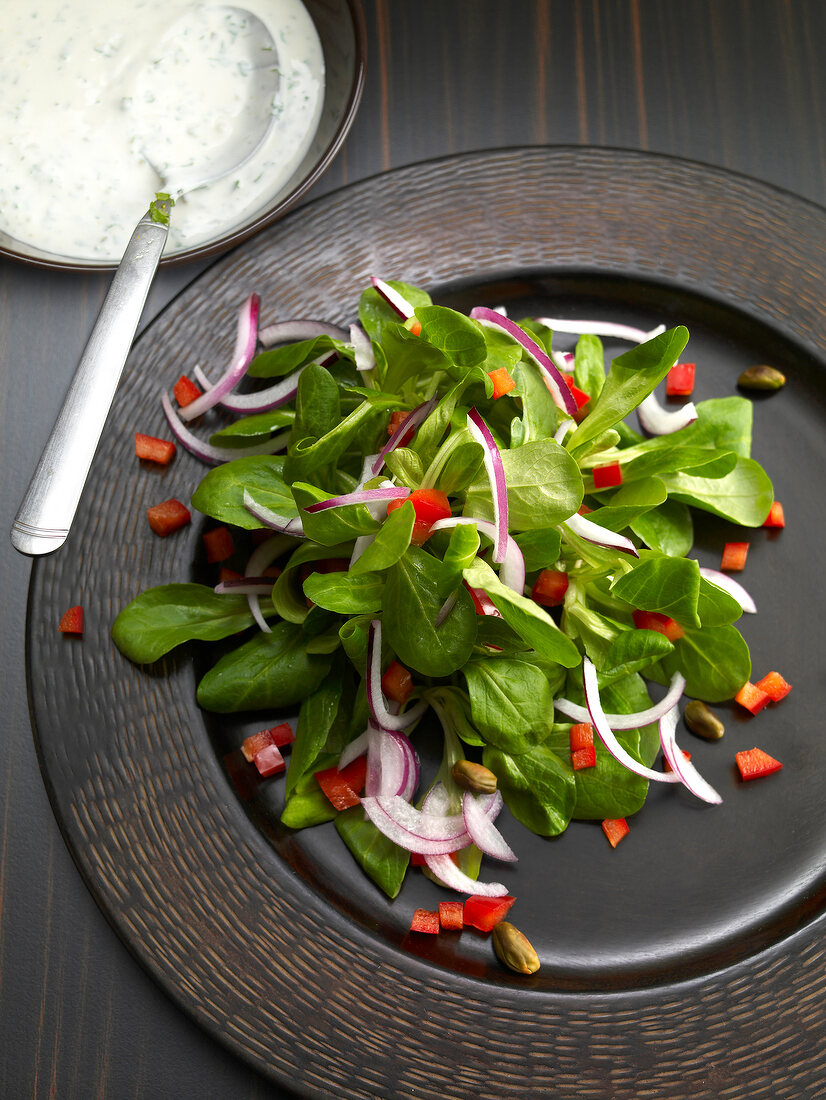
(370, 276, 415, 320)
(258, 319, 349, 346)
(462, 790, 516, 862)
(179, 294, 260, 421)
(467, 408, 508, 564)
(338, 727, 370, 770)
(556, 671, 687, 729)
(583, 658, 680, 783)
(371, 398, 437, 477)
(350, 324, 375, 372)
(469, 306, 577, 416)
(554, 418, 575, 445)
(435, 591, 458, 628)
(366, 620, 430, 732)
(243, 490, 304, 536)
(535, 318, 666, 344)
(305, 486, 411, 513)
(161, 393, 290, 465)
(551, 350, 575, 373)
(244, 535, 292, 633)
(659, 706, 722, 804)
(637, 392, 698, 436)
(565, 512, 639, 557)
(214, 577, 274, 595)
(699, 567, 756, 613)
(429, 516, 526, 594)
(423, 853, 509, 897)
(359, 795, 472, 854)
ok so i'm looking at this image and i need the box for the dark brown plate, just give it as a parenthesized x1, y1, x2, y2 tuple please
(27, 148, 826, 1098)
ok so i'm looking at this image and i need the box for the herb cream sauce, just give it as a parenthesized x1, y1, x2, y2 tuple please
(2, 0, 324, 261)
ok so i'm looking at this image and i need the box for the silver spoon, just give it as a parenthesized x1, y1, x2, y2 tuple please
(11, 7, 279, 556)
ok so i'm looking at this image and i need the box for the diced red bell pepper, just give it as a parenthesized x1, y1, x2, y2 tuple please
(58, 605, 84, 634)
(242, 723, 295, 763)
(173, 375, 203, 408)
(438, 901, 465, 931)
(531, 569, 569, 608)
(381, 660, 413, 705)
(146, 498, 191, 536)
(562, 374, 591, 410)
(569, 723, 594, 751)
(734, 681, 772, 715)
(410, 908, 440, 934)
(762, 501, 785, 528)
(219, 567, 243, 583)
(666, 362, 696, 396)
(387, 409, 416, 445)
(410, 852, 427, 866)
(135, 432, 176, 465)
(592, 461, 622, 490)
(632, 609, 684, 641)
(571, 746, 597, 770)
(578, 503, 592, 515)
(387, 488, 451, 544)
(721, 542, 749, 571)
(203, 525, 235, 563)
(405, 317, 423, 337)
(268, 722, 296, 748)
(602, 818, 630, 848)
(488, 367, 516, 399)
(754, 671, 792, 701)
(252, 744, 286, 778)
(735, 747, 783, 781)
(314, 755, 369, 811)
(465, 582, 502, 617)
(463, 894, 516, 932)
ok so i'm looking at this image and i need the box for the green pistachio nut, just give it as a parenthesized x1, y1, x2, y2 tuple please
(492, 921, 540, 975)
(684, 699, 725, 741)
(451, 759, 498, 794)
(737, 365, 786, 391)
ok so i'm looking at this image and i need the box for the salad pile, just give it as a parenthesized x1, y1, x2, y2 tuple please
(112, 277, 781, 944)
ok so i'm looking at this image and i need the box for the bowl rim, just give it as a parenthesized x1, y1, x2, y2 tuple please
(0, 0, 368, 275)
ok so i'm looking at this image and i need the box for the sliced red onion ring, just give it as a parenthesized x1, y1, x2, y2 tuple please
(421, 781, 454, 816)
(338, 728, 370, 771)
(161, 393, 290, 465)
(423, 853, 509, 897)
(371, 398, 437, 477)
(469, 306, 577, 416)
(305, 486, 411, 513)
(698, 567, 756, 614)
(258, 319, 349, 346)
(435, 591, 458, 628)
(659, 706, 722, 804)
(535, 318, 666, 344)
(554, 418, 575, 445)
(551, 350, 575, 373)
(565, 512, 639, 557)
(556, 671, 687, 729)
(462, 790, 516, 862)
(370, 276, 415, 320)
(366, 620, 430, 732)
(429, 516, 525, 594)
(244, 536, 292, 633)
(637, 392, 698, 436)
(194, 351, 336, 414)
(179, 294, 260, 421)
(350, 534, 375, 567)
(365, 725, 419, 799)
(350, 324, 375, 372)
(214, 577, 274, 595)
(467, 408, 508, 564)
(360, 795, 472, 855)
(583, 657, 680, 783)
(243, 490, 304, 536)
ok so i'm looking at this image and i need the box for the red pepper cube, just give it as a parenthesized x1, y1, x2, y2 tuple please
(754, 671, 792, 702)
(562, 374, 591, 410)
(387, 409, 416, 446)
(315, 755, 368, 811)
(381, 660, 413, 705)
(735, 747, 783, 781)
(602, 818, 630, 848)
(569, 723, 594, 752)
(465, 582, 502, 617)
(531, 569, 569, 608)
(242, 728, 274, 763)
(571, 746, 597, 770)
(387, 488, 451, 545)
(135, 432, 176, 465)
(268, 722, 296, 748)
(734, 681, 772, 716)
(410, 852, 427, 866)
(632, 609, 684, 642)
(252, 744, 286, 778)
(438, 901, 465, 931)
(666, 362, 696, 396)
(146, 498, 191, 537)
(578, 503, 592, 515)
(762, 501, 785, 528)
(463, 894, 516, 932)
(203, 525, 235, 563)
(219, 567, 243, 583)
(721, 542, 749, 572)
(58, 605, 84, 634)
(405, 317, 423, 337)
(410, 908, 440, 934)
(487, 367, 516, 399)
(173, 375, 203, 408)
(592, 462, 623, 490)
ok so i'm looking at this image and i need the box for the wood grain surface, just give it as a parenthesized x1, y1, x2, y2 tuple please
(2, 2, 825, 1097)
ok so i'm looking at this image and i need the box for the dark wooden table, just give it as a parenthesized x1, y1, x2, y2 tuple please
(2, 2, 824, 1096)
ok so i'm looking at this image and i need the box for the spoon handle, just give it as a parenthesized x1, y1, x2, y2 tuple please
(11, 210, 168, 556)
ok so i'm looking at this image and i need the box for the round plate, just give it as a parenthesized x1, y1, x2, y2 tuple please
(28, 148, 826, 1098)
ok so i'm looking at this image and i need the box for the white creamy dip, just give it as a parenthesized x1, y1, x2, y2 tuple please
(1, 0, 324, 261)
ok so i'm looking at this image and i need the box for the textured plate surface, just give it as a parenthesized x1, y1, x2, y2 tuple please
(27, 148, 826, 1098)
